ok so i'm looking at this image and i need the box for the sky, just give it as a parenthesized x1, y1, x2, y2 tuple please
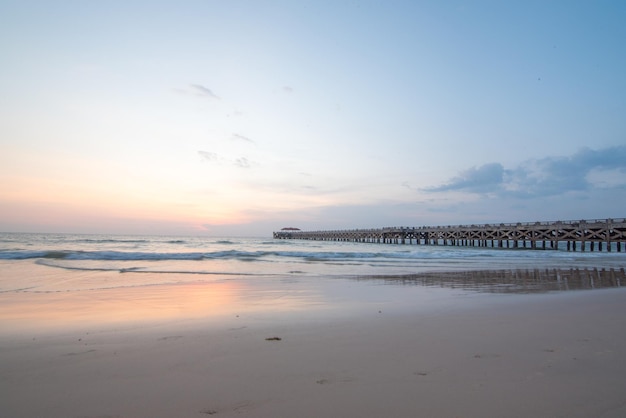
(1, 0, 625, 236)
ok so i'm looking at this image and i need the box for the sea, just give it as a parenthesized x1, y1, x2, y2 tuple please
(1, 232, 625, 294)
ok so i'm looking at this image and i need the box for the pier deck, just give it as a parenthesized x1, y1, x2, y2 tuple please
(273, 218, 626, 252)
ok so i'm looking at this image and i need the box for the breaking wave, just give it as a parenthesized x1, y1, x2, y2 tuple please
(0, 249, 443, 262)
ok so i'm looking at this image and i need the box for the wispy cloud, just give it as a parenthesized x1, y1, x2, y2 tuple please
(425, 163, 504, 193)
(425, 146, 626, 198)
(190, 84, 220, 99)
(234, 157, 251, 168)
(231, 133, 255, 144)
(198, 150, 255, 169)
(198, 150, 219, 161)
(283, 86, 293, 93)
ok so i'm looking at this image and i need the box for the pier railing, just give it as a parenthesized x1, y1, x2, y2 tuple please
(273, 218, 626, 252)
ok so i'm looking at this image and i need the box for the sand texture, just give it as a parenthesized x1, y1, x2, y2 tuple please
(2, 284, 626, 418)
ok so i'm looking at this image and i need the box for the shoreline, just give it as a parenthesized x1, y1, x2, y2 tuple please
(2, 266, 625, 333)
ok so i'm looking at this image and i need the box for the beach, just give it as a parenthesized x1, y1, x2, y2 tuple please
(2, 273, 626, 417)
(2, 234, 626, 417)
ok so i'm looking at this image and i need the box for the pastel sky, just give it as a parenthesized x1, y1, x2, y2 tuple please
(1, 1, 625, 236)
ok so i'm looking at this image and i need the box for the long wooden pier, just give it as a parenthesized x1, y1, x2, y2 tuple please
(273, 218, 626, 252)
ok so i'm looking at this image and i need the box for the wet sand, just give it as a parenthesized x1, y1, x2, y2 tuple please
(2, 272, 626, 417)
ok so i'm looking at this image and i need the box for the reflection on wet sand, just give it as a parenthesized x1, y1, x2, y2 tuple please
(0, 281, 249, 332)
(361, 267, 626, 293)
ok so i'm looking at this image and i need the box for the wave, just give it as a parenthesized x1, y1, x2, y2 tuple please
(0, 250, 71, 260)
(76, 238, 150, 244)
(0, 248, 442, 262)
(32, 259, 266, 276)
(1, 246, 612, 263)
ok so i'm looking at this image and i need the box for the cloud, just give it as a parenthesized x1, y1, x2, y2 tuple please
(231, 133, 255, 144)
(425, 146, 626, 198)
(234, 157, 251, 168)
(198, 150, 255, 168)
(283, 86, 293, 93)
(425, 163, 504, 193)
(198, 150, 219, 161)
(190, 84, 219, 99)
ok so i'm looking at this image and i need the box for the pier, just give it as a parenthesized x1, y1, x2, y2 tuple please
(273, 218, 626, 252)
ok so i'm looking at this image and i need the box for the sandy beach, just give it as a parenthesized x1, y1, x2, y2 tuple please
(2, 272, 626, 418)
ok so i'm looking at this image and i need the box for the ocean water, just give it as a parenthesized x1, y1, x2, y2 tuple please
(1, 232, 625, 293)
(1, 232, 626, 333)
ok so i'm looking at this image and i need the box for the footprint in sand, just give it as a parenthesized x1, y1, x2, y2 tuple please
(200, 400, 264, 415)
(316, 377, 354, 385)
(413, 366, 442, 377)
(158, 335, 183, 341)
(228, 326, 247, 331)
(62, 349, 97, 356)
(473, 353, 501, 359)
